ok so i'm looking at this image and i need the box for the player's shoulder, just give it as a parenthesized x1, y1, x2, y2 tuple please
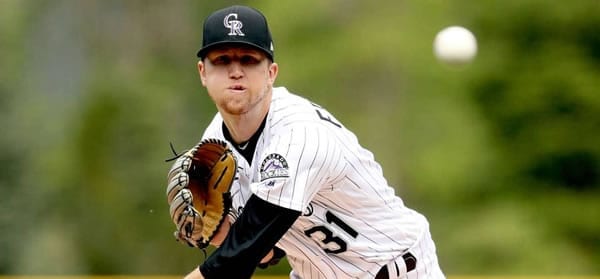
(268, 87, 344, 140)
(201, 113, 224, 139)
(272, 87, 313, 109)
(270, 87, 330, 125)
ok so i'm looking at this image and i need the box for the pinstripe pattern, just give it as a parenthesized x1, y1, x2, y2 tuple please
(201, 87, 444, 278)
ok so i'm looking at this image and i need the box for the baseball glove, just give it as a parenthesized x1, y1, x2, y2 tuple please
(166, 139, 237, 249)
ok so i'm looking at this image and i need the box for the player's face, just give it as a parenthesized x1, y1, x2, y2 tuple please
(198, 45, 278, 116)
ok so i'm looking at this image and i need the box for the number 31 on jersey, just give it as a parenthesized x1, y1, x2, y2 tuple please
(304, 211, 358, 254)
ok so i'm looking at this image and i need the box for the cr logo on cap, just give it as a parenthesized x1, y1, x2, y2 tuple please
(223, 13, 244, 36)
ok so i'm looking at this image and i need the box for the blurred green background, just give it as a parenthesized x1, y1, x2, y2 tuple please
(1, 0, 598, 276)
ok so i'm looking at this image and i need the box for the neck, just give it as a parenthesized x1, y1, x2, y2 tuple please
(223, 114, 264, 144)
(221, 98, 270, 144)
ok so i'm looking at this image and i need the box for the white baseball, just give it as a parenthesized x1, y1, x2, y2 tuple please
(433, 26, 478, 65)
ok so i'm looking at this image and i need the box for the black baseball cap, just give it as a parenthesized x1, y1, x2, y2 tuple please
(197, 5, 274, 61)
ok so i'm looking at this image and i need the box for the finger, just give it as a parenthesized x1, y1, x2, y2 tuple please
(167, 155, 193, 182)
(176, 207, 199, 237)
(175, 207, 204, 247)
(166, 172, 190, 203)
(169, 189, 193, 223)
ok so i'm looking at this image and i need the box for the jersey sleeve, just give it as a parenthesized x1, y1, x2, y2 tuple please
(252, 125, 345, 211)
(199, 195, 300, 278)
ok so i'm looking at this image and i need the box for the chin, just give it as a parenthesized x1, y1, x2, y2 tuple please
(221, 104, 248, 115)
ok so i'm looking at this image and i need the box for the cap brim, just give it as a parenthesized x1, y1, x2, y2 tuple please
(197, 41, 273, 60)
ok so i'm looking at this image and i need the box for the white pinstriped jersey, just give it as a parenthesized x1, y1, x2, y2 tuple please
(201, 87, 429, 278)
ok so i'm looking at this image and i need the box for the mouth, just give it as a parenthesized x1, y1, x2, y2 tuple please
(228, 85, 246, 92)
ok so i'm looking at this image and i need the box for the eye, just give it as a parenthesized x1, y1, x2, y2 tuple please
(240, 55, 261, 65)
(211, 55, 231, 65)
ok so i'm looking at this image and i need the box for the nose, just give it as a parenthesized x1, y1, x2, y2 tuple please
(228, 62, 244, 79)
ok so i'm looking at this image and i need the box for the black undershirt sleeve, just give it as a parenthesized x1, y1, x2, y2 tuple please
(199, 194, 301, 279)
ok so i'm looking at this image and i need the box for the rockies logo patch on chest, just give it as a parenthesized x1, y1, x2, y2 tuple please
(259, 153, 289, 181)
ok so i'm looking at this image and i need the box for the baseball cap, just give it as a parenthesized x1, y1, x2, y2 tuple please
(197, 5, 274, 61)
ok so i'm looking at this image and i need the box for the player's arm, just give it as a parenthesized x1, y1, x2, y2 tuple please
(208, 215, 285, 267)
(257, 246, 287, 269)
(183, 248, 281, 279)
(184, 268, 204, 279)
(207, 215, 233, 247)
(195, 194, 301, 279)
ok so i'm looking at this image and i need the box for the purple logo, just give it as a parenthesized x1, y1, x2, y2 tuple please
(259, 153, 289, 181)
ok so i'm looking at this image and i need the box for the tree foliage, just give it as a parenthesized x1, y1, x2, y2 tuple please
(0, 0, 598, 275)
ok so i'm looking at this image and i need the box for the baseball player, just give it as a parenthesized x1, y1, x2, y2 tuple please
(182, 5, 445, 279)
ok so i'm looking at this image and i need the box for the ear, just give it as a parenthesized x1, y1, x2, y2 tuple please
(267, 62, 279, 86)
(197, 61, 207, 86)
